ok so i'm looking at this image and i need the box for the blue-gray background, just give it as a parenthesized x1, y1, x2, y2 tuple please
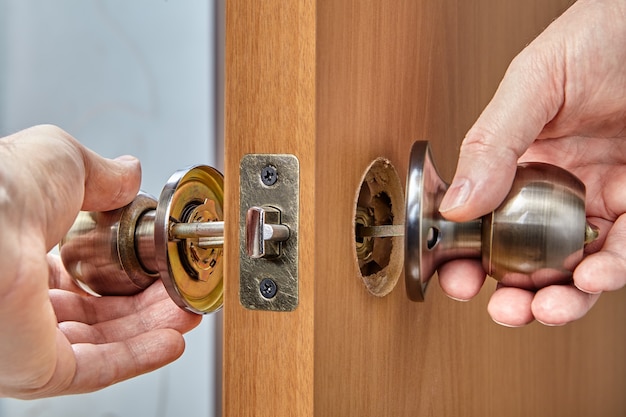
(0, 1, 223, 416)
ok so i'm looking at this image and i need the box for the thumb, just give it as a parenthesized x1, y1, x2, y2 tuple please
(439, 46, 563, 222)
(2, 125, 141, 247)
(81, 150, 142, 212)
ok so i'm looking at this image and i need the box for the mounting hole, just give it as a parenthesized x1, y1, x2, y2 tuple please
(353, 158, 404, 297)
(427, 227, 440, 250)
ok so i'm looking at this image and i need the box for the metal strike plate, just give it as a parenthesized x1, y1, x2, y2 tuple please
(239, 154, 299, 311)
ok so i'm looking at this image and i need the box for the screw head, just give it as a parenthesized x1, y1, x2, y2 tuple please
(261, 165, 278, 186)
(259, 278, 278, 299)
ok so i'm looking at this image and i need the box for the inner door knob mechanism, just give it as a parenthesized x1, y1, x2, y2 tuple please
(60, 165, 225, 314)
(356, 141, 599, 302)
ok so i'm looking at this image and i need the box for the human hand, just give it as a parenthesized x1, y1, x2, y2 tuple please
(437, 0, 626, 326)
(0, 125, 201, 398)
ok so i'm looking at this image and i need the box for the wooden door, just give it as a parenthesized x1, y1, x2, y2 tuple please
(224, 1, 626, 416)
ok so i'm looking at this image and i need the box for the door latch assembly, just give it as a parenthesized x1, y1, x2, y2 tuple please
(60, 140, 595, 312)
(239, 154, 300, 312)
(60, 154, 300, 314)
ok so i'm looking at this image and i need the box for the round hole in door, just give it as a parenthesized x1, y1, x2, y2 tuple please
(353, 158, 404, 297)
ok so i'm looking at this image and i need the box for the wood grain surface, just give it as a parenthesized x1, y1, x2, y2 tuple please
(224, 1, 316, 417)
(225, 1, 626, 416)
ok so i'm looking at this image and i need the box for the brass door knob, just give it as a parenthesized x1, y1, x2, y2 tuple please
(60, 165, 225, 314)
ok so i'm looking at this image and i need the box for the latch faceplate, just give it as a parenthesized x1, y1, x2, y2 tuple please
(239, 154, 299, 311)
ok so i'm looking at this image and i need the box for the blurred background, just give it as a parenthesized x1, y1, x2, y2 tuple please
(0, 1, 223, 416)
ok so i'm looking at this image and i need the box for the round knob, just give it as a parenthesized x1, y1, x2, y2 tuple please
(60, 165, 224, 314)
(405, 141, 597, 301)
(482, 163, 588, 289)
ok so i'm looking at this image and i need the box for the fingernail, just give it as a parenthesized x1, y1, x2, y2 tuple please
(490, 317, 527, 328)
(115, 155, 139, 163)
(114, 155, 140, 169)
(573, 281, 602, 295)
(447, 295, 471, 302)
(440, 178, 470, 213)
(535, 318, 567, 327)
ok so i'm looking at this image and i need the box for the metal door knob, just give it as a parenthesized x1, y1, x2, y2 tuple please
(355, 141, 598, 301)
(404, 141, 598, 301)
(60, 165, 225, 314)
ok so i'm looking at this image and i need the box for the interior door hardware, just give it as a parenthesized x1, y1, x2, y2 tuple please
(354, 141, 598, 302)
(60, 154, 301, 314)
(239, 154, 300, 312)
(60, 165, 225, 314)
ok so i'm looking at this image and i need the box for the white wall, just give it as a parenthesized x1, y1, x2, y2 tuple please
(0, 1, 222, 416)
